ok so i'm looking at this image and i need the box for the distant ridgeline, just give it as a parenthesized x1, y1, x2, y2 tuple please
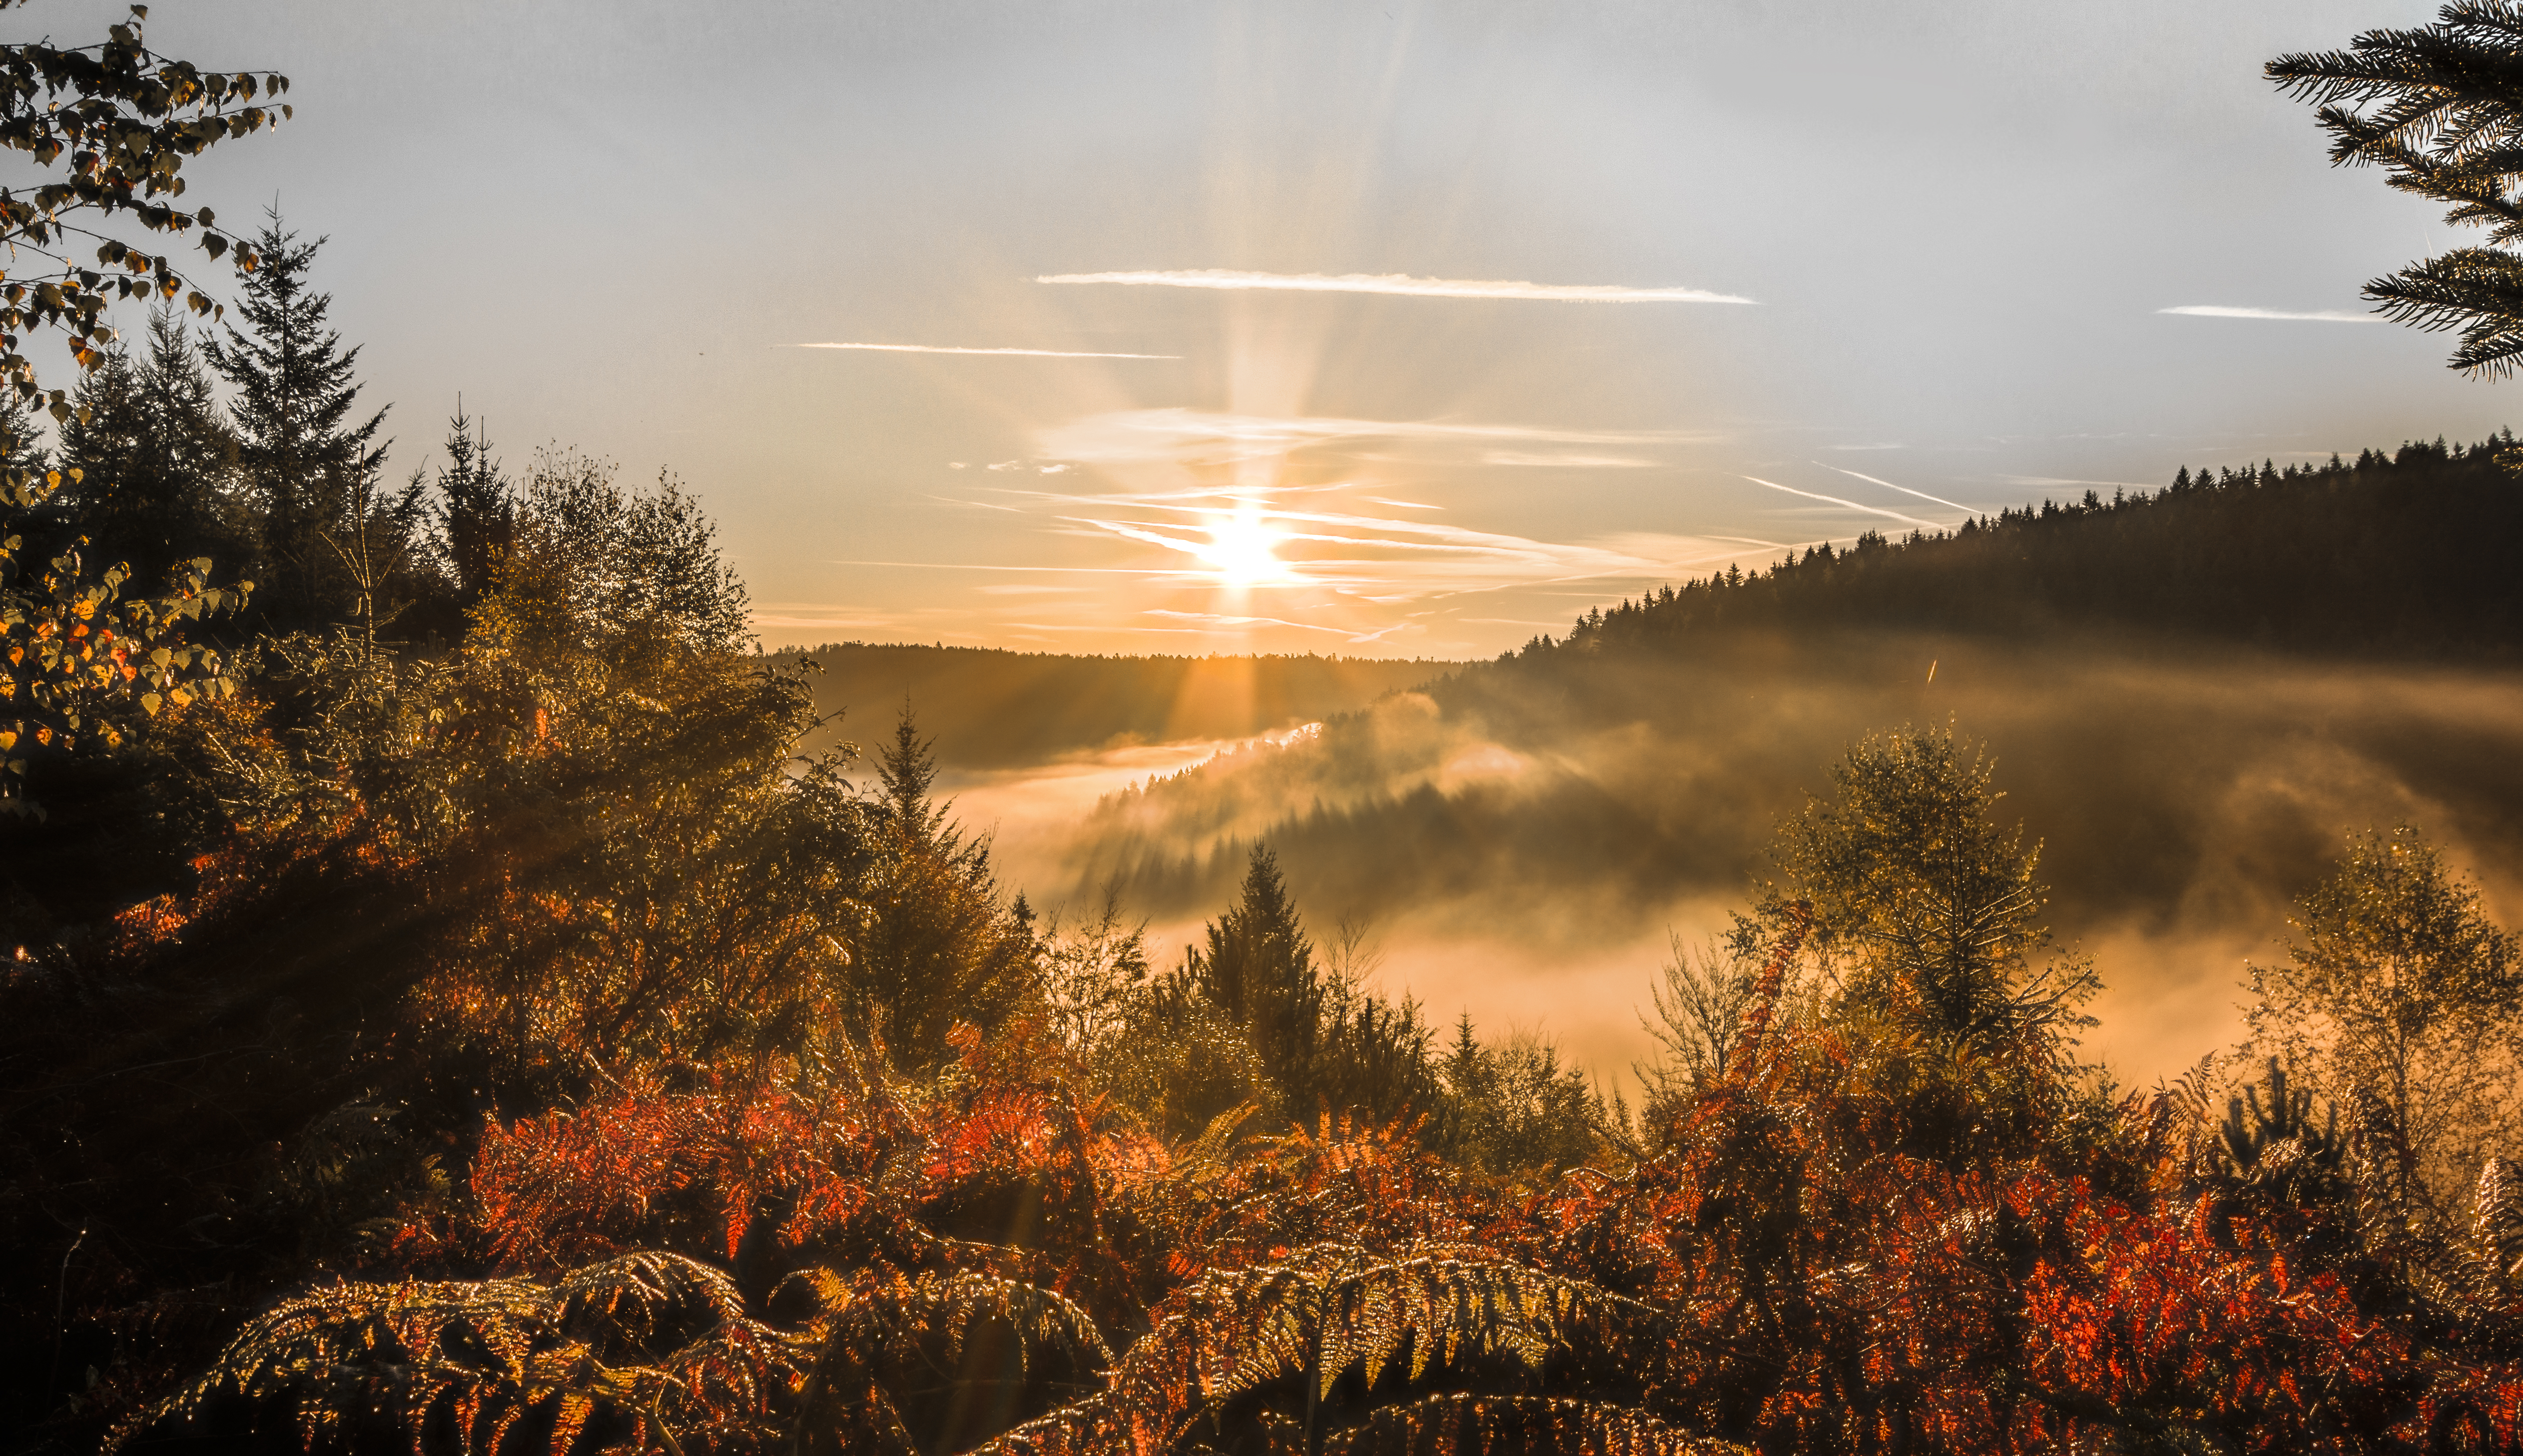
(1521, 435, 2523, 661)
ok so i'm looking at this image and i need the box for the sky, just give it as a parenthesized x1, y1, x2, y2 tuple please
(34, 0, 2513, 658)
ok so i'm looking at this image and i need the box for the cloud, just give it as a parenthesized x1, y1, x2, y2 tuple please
(1037, 408, 1709, 468)
(1742, 475, 1945, 530)
(1147, 608, 1351, 634)
(825, 558, 1207, 577)
(795, 341, 1182, 358)
(1481, 451, 1658, 468)
(1814, 463, 1976, 514)
(1037, 270, 1754, 304)
(2156, 305, 2380, 323)
(1051, 492, 1764, 598)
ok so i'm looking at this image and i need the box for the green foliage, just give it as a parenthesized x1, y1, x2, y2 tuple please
(429, 403, 512, 613)
(982, 1246, 1681, 1456)
(1181, 846, 1445, 1128)
(0, 2, 285, 428)
(1742, 722, 2096, 1062)
(200, 213, 391, 628)
(2269, 1, 2523, 374)
(2242, 826, 2523, 1240)
(1440, 1017, 1605, 1179)
(0, 533, 245, 810)
(0, 4, 284, 811)
(2205, 1057, 2357, 1228)
(56, 301, 243, 593)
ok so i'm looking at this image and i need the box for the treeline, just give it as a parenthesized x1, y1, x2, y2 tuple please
(1518, 437, 2523, 661)
(9, 219, 524, 648)
(767, 643, 1446, 768)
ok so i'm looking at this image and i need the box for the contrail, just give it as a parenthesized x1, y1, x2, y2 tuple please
(1814, 463, 1975, 514)
(796, 342, 1181, 359)
(1036, 269, 1755, 304)
(1741, 476, 1941, 530)
(2156, 305, 2378, 323)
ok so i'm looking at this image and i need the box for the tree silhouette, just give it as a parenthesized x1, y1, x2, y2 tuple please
(877, 697, 946, 844)
(1186, 844, 1326, 1091)
(202, 211, 388, 625)
(2270, 2, 2523, 375)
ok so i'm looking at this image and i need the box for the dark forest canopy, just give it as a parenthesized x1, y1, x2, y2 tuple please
(1515, 436, 2523, 665)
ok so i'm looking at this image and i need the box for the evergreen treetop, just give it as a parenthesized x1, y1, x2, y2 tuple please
(201, 211, 388, 623)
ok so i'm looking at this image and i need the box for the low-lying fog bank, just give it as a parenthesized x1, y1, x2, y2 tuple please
(920, 634, 2523, 1091)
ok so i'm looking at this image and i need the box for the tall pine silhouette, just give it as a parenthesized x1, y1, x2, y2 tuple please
(431, 403, 512, 612)
(203, 210, 388, 626)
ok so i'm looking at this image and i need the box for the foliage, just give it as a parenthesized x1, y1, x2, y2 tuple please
(2242, 826, 2523, 1242)
(1179, 846, 1446, 1129)
(0, 1, 286, 418)
(2269, 0, 2523, 375)
(1440, 1018, 1606, 1180)
(1739, 723, 2097, 1065)
(1512, 439, 2523, 662)
(199, 212, 392, 627)
(0, 2, 281, 809)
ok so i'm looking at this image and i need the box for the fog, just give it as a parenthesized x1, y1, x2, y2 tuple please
(870, 636, 2523, 1092)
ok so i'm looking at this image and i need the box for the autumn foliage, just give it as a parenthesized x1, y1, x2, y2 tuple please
(10, 474, 2523, 1454)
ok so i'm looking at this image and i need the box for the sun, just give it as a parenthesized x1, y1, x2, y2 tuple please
(1194, 504, 1292, 586)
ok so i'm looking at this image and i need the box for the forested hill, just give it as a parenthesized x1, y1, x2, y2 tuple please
(1521, 435, 2523, 663)
(766, 643, 1453, 766)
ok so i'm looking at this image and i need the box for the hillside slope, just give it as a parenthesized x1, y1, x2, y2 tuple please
(1513, 436, 2523, 663)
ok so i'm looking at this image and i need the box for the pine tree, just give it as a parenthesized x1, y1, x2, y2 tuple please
(2270, 4, 2523, 374)
(202, 211, 389, 625)
(58, 304, 240, 591)
(876, 699, 946, 845)
(431, 403, 512, 609)
(1187, 845, 1328, 1093)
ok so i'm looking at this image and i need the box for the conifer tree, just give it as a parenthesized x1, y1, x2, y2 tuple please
(202, 212, 388, 624)
(1187, 844, 1327, 1088)
(876, 698, 946, 845)
(2271, 3, 2523, 375)
(58, 304, 239, 591)
(431, 403, 512, 611)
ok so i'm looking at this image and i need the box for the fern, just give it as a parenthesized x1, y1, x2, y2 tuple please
(978, 1245, 1663, 1456)
(1321, 1393, 1750, 1456)
(792, 1268, 1114, 1456)
(110, 1251, 807, 1454)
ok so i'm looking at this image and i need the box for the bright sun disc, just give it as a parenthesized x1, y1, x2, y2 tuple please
(1196, 507, 1291, 586)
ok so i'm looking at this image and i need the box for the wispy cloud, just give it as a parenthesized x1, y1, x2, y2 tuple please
(1147, 608, 1351, 635)
(1037, 269, 1755, 304)
(1742, 476, 1944, 530)
(1815, 464, 1975, 514)
(795, 342, 1181, 358)
(1046, 490, 1760, 598)
(2156, 306, 2379, 323)
(1037, 408, 1709, 467)
(1481, 451, 1657, 468)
